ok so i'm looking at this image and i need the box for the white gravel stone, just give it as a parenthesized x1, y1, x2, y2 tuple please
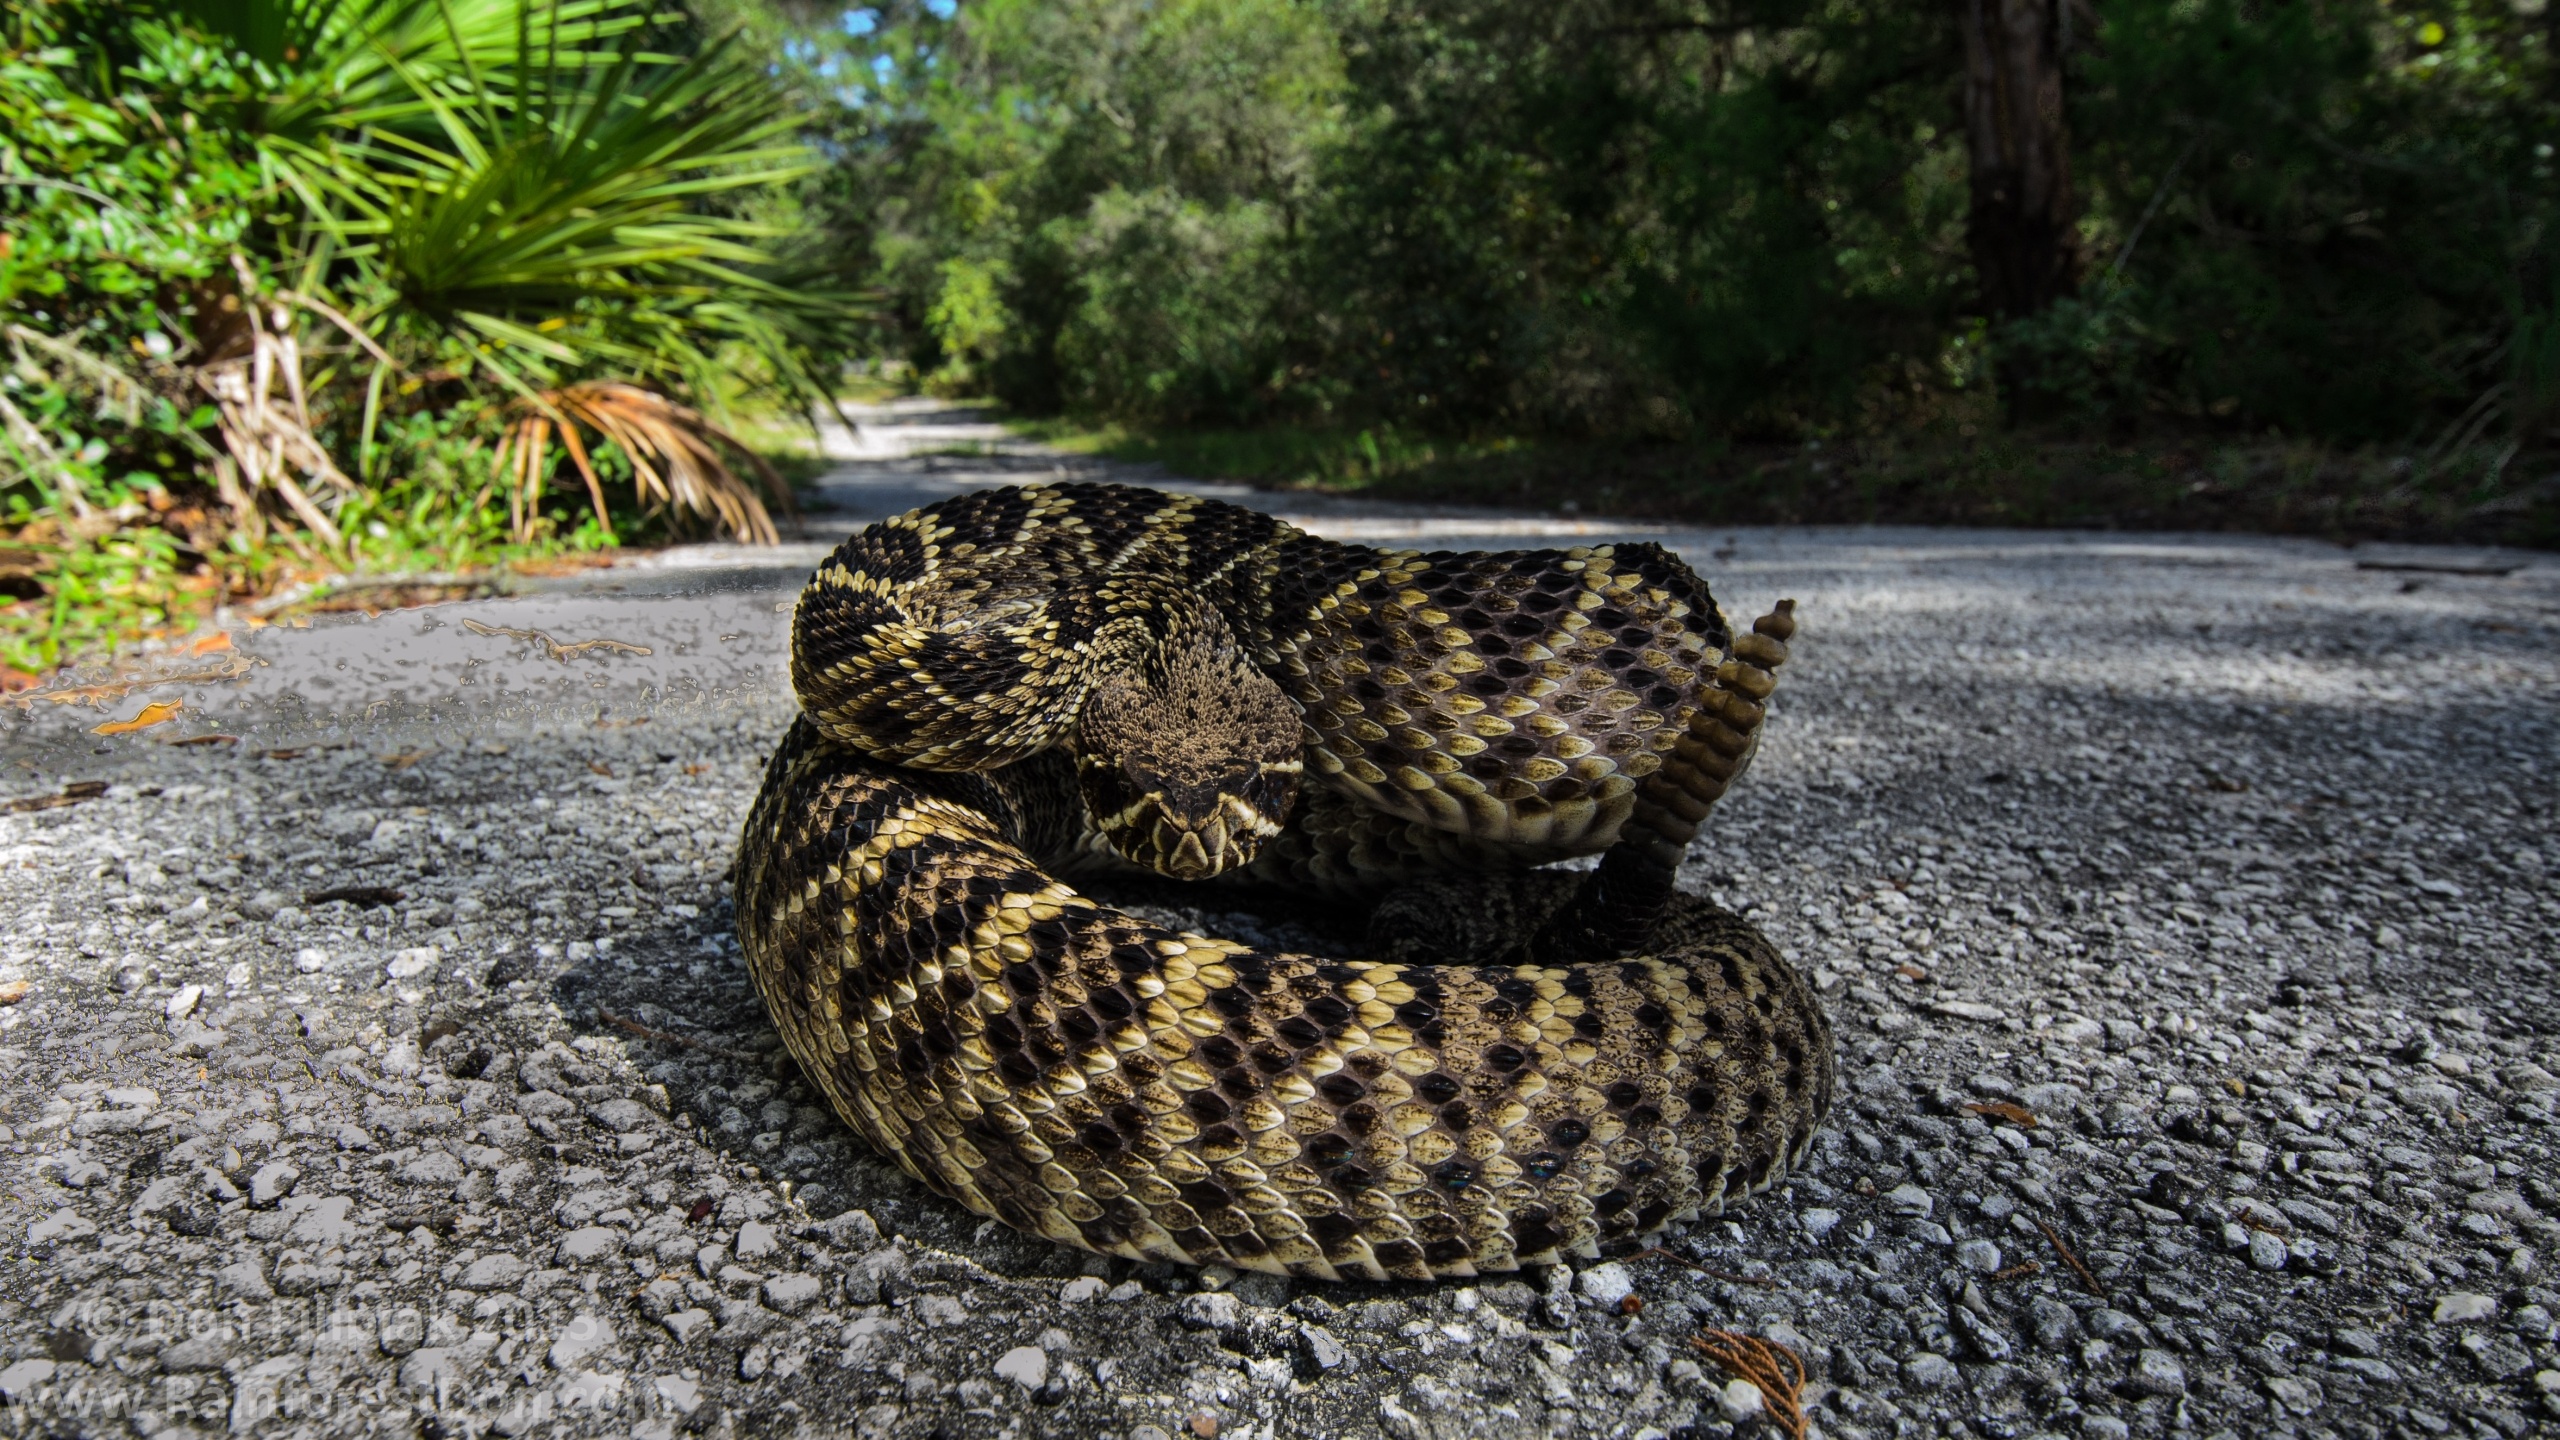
(1300, 1325, 1348, 1371)
(397, 1347, 479, 1392)
(655, 1376, 703, 1414)
(2127, 1349, 2187, 1396)
(2247, 1228, 2289, 1271)
(248, 1161, 300, 1206)
(160, 1335, 227, 1373)
(587, 1098, 650, 1132)
(1176, 1292, 1243, 1331)
(2434, 1292, 2498, 1323)
(26, 1210, 94, 1246)
(217, 1256, 272, 1300)
(556, 1227, 619, 1263)
(763, 1274, 824, 1314)
(993, 1345, 1049, 1389)
(461, 1253, 528, 1289)
(0, 1360, 54, 1400)
(1574, 1262, 1635, 1307)
(548, 1313, 616, 1371)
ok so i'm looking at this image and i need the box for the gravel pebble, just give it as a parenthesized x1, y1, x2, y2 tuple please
(2437, 1291, 2500, 1323)
(2127, 1347, 2188, 1396)
(1573, 1261, 1635, 1307)
(993, 1344, 1049, 1389)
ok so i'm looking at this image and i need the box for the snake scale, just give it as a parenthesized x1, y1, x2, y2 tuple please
(736, 483, 1833, 1280)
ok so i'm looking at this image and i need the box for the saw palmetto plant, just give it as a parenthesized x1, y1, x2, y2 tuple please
(0, 0, 860, 667)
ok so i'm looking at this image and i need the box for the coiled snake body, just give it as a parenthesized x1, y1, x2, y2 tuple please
(737, 483, 1832, 1280)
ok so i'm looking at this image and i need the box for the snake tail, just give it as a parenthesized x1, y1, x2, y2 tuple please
(1531, 600, 1796, 962)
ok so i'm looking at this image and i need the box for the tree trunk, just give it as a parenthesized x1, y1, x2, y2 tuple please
(1958, 0, 2078, 318)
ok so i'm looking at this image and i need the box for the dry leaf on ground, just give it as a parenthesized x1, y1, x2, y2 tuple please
(2, 781, 109, 814)
(94, 700, 185, 735)
(1964, 1101, 2038, 1127)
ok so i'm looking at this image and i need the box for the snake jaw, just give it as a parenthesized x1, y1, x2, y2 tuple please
(1079, 759, 1300, 880)
(1075, 594, 1304, 882)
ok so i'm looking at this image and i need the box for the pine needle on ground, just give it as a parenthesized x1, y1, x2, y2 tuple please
(1686, 1327, 1809, 1440)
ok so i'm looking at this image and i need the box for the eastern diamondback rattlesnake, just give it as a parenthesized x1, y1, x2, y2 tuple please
(736, 483, 1832, 1280)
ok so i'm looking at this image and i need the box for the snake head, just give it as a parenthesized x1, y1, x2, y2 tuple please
(1077, 610, 1302, 882)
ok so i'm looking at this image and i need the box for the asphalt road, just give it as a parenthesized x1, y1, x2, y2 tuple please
(0, 403, 2554, 1440)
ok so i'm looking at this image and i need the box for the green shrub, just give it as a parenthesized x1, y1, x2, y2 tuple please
(0, 0, 861, 670)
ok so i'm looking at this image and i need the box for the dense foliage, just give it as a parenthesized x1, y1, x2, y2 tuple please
(823, 0, 2556, 460)
(0, 0, 859, 670)
(6, 0, 2550, 669)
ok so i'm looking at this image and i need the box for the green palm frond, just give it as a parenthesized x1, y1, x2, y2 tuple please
(338, 33, 857, 424)
(159, 0, 655, 139)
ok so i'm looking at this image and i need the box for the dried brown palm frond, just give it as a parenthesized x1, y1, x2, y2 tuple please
(192, 259, 360, 558)
(491, 381, 788, 545)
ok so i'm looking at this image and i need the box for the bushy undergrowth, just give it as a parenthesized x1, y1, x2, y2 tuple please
(813, 0, 2555, 504)
(0, 0, 860, 673)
